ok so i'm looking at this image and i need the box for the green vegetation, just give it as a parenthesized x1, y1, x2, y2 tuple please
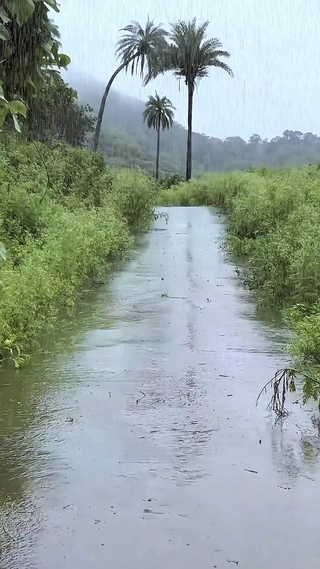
(0, 0, 70, 130)
(0, 0, 156, 370)
(24, 74, 96, 146)
(143, 92, 175, 179)
(0, 136, 155, 368)
(158, 167, 320, 407)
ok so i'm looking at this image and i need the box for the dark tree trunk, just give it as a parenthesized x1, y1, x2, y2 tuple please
(93, 54, 137, 151)
(186, 81, 194, 181)
(155, 117, 161, 180)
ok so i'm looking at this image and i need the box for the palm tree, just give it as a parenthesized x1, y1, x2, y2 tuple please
(143, 93, 175, 179)
(167, 19, 233, 181)
(93, 18, 168, 151)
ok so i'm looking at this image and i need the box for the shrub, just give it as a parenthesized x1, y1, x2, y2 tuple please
(0, 136, 155, 365)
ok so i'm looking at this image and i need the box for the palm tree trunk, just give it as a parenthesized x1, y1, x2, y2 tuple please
(155, 118, 161, 180)
(186, 81, 194, 181)
(93, 54, 137, 151)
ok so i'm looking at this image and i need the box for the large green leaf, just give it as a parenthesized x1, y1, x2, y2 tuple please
(0, 22, 10, 40)
(57, 53, 71, 67)
(0, 84, 8, 104)
(0, 242, 7, 262)
(5, 0, 35, 25)
(0, 7, 11, 23)
(8, 99, 27, 117)
(12, 112, 21, 132)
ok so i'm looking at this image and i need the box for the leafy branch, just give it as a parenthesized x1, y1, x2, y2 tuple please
(0, 83, 27, 132)
(256, 367, 320, 420)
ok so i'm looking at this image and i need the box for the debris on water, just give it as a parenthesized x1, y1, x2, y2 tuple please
(143, 508, 164, 515)
(136, 390, 146, 404)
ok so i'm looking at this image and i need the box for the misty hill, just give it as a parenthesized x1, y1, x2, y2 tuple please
(69, 73, 320, 175)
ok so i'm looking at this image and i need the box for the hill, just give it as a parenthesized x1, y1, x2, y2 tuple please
(68, 72, 320, 175)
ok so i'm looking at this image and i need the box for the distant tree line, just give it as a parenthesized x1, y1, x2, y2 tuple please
(193, 130, 320, 171)
(96, 112, 320, 175)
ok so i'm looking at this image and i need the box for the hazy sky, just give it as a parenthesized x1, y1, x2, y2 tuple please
(56, 0, 320, 140)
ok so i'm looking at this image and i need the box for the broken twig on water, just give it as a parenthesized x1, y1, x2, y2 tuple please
(136, 391, 146, 405)
(256, 367, 320, 420)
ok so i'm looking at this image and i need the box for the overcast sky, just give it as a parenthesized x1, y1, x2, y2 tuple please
(56, 0, 320, 141)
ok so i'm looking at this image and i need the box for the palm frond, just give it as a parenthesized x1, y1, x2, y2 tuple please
(167, 18, 233, 87)
(115, 17, 168, 80)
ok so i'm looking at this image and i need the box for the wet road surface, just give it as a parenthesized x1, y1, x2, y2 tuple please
(1, 207, 320, 568)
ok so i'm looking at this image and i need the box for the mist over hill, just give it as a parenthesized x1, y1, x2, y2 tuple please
(68, 72, 320, 175)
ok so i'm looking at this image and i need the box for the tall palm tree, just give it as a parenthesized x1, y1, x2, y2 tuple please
(143, 92, 175, 179)
(93, 18, 168, 151)
(167, 19, 233, 181)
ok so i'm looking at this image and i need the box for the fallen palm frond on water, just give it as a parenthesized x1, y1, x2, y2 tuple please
(256, 367, 320, 420)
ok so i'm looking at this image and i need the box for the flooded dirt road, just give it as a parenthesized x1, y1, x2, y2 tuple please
(1, 207, 320, 569)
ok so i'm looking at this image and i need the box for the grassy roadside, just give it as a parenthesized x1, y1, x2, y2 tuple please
(157, 167, 320, 403)
(0, 136, 156, 368)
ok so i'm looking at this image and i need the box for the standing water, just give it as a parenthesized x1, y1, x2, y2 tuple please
(1, 207, 320, 569)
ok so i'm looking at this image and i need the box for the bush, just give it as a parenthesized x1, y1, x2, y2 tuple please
(158, 173, 185, 190)
(109, 168, 156, 231)
(0, 137, 155, 365)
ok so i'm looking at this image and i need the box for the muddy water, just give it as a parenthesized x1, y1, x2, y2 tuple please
(1, 206, 320, 569)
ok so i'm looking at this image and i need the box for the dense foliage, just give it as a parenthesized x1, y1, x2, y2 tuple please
(158, 167, 320, 404)
(0, 136, 155, 367)
(25, 75, 96, 146)
(0, 0, 70, 130)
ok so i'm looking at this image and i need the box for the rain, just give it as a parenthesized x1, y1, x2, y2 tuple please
(1, 2, 320, 568)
